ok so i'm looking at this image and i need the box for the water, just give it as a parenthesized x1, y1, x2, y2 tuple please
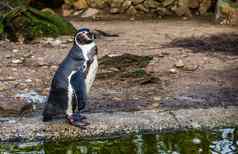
(0, 128, 238, 154)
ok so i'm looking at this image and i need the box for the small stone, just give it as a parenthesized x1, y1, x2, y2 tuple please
(8, 120, 16, 124)
(175, 60, 184, 68)
(12, 59, 23, 64)
(169, 68, 177, 74)
(152, 103, 160, 108)
(12, 49, 18, 53)
(108, 67, 120, 72)
(25, 79, 32, 83)
(5, 54, 11, 59)
(192, 138, 201, 144)
(161, 51, 169, 55)
(23, 53, 32, 58)
(73, 11, 81, 16)
(153, 96, 161, 102)
(50, 65, 58, 70)
(11, 68, 17, 71)
(130, 17, 135, 21)
(49, 39, 61, 46)
(182, 16, 188, 20)
(108, 53, 123, 57)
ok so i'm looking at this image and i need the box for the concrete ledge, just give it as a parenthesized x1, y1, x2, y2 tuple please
(1, 106, 238, 142)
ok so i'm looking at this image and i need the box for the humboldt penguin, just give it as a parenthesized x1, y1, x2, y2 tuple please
(42, 28, 98, 127)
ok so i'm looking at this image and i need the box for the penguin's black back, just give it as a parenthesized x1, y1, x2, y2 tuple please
(52, 45, 85, 90)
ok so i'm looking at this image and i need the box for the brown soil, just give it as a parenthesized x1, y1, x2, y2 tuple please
(0, 18, 238, 114)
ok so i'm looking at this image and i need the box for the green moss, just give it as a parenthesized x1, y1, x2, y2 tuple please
(1, 6, 76, 41)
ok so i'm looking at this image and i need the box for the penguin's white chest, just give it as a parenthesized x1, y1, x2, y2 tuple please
(85, 56, 98, 94)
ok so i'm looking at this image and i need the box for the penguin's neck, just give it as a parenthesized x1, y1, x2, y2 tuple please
(76, 42, 96, 52)
(76, 42, 96, 61)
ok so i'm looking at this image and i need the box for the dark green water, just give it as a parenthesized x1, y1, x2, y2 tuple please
(0, 128, 237, 154)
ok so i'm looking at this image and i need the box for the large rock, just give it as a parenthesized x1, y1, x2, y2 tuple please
(131, 0, 145, 5)
(144, 0, 161, 9)
(135, 4, 149, 12)
(199, 0, 212, 15)
(73, 0, 89, 9)
(89, 0, 108, 9)
(156, 7, 172, 16)
(163, 0, 175, 7)
(173, 0, 192, 17)
(111, 0, 124, 8)
(121, 0, 132, 13)
(0, 97, 33, 116)
(80, 8, 100, 18)
(127, 6, 137, 15)
(189, 0, 199, 9)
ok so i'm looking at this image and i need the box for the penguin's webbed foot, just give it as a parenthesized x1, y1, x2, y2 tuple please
(72, 112, 87, 121)
(66, 114, 89, 129)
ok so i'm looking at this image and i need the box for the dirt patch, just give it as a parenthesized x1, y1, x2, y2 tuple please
(0, 19, 238, 114)
(163, 33, 238, 55)
(97, 54, 160, 85)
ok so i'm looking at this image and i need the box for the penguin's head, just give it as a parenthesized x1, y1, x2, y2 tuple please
(74, 28, 96, 46)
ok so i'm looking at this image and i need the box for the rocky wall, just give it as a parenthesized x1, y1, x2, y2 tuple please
(69, 0, 213, 17)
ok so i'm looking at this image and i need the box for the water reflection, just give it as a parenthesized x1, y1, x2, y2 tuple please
(0, 128, 238, 154)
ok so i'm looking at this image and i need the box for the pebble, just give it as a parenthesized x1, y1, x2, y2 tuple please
(8, 120, 16, 124)
(182, 16, 188, 20)
(50, 39, 62, 46)
(152, 103, 160, 108)
(175, 60, 184, 68)
(23, 53, 32, 58)
(12, 59, 24, 64)
(5, 54, 11, 58)
(25, 79, 32, 83)
(169, 68, 177, 74)
(192, 138, 201, 144)
(153, 96, 161, 102)
(12, 49, 19, 53)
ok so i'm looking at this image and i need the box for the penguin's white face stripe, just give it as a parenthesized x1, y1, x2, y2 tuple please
(66, 71, 76, 116)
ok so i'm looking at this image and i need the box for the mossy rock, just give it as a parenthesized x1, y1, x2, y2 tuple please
(1, 6, 76, 42)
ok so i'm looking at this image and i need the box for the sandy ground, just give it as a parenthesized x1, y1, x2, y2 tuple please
(1, 18, 238, 113)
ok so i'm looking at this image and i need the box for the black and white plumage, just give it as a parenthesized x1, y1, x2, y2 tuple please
(43, 28, 98, 127)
